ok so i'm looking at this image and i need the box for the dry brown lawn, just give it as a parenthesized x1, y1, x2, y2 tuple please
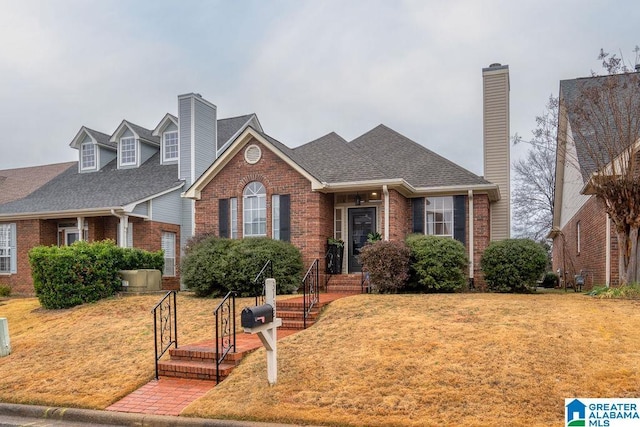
(1, 292, 640, 426)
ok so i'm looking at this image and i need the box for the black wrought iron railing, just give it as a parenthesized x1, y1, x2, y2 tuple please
(214, 291, 236, 383)
(302, 259, 319, 329)
(152, 290, 177, 380)
(253, 260, 273, 306)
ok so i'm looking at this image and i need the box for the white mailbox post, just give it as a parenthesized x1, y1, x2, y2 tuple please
(242, 278, 281, 385)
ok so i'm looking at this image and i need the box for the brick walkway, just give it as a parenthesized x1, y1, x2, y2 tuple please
(107, 293, 350, 416)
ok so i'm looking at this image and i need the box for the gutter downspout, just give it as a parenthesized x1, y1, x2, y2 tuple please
(468, 190, 474, 281)
(383, 185, 390, 241)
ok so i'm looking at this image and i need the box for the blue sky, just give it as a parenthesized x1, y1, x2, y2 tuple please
(0, 0, 638, 175)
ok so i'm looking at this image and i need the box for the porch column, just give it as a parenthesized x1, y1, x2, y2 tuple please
(468, 190, 474, 279)
(77, 217, 84, 242)
(383, 185, 390, 241)
(119, 215, 129, 248)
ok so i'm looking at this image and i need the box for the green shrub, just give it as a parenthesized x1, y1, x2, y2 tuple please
(181, 236, 303, 297)
(588, 284, 640, 299)
(0, 284, 10, 297)
(29, 240, 164, 309)
(541, 271, 559, 288)
(480, 239, 547, 293)
(405, 234, 468, 293)
(358, 240, 410, 293)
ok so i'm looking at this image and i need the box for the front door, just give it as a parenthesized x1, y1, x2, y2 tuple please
(348, 207, 376, 272)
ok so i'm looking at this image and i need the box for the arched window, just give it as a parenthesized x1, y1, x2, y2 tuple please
(243, 182, 266, 236)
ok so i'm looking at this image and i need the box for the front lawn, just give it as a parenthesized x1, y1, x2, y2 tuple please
(1, 292, 639, 426)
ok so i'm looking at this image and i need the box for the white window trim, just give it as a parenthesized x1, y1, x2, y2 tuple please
(425, 196, 454, 238)
(119, 136, 137, 167)
(0, 223, 15, 274)
(162, 131, 179, 162)
(272, 194, 280, 240)
(243, 182, 267, 237)
(161, 232, 176, 277)
(80, 142, 97, 170)
(230, 197, 238, 239)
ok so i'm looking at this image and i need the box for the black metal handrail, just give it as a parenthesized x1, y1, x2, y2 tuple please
(302, 259, 319, 329)
(214, 291, 236, 383)
(152, 290, 177, 380)
(253, 260, 273, 306)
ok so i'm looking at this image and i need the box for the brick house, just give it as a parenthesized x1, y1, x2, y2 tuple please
(549, 72, 640, 288)
(1, 64, 511, 295)
(0, 95, 260, 294)
(184, 64, 512, 290)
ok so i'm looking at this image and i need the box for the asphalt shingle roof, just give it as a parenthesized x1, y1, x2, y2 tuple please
(266, 124, 490, 188)
(0, 154, 182, 215)
(218, 114, 255, 146)
(560, 72, 640, 182)
(0, 162, 76, 205)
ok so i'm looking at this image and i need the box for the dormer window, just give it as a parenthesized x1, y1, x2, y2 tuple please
(120, 137, 136, 166)
(80, 142, 96, 170)
(163, 131, 178, 162)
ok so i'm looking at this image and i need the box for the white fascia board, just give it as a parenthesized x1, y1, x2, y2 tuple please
(317, 180, 500, 200)
(69, 126, 90, 149)
(109, 121, 139, 143)
(0, 207, 125, 221)
(152, 113, 178, 137)
(122, 183, 185, 213)
(183, 128, 323, 200)
(412, 183, 501, 201)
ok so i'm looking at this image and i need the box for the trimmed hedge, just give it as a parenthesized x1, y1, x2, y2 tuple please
(405, 234, 468, 293)
(29, 240, 164, 309)
(358, 240, 411, 293)
(181, 236, 303, 297)
(480, 239, 547, 293)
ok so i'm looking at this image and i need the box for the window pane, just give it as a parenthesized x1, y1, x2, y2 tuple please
(243, 182, 266, 237)
(81, 143, 96, 169)
(163, 131, 178, 161)
(425, 196, 454, 237)
(121, 137, 136, 165)
(0, 224, 11, 273)
(161, 232, 176, 276)
(230, 198, 238, 239)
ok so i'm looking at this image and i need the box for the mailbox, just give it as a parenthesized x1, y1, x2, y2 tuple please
(241, 304, 274, 328)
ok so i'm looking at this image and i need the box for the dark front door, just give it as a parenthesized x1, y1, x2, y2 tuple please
(348, 207, 376, 272)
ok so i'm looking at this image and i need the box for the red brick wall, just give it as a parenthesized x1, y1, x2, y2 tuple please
(384, 189, 412, 241)
(194, 138, 332, 283)
(130, 218, 181, 290)
(552, 195, 618, 289)
(2, 216, 180, 295)
(472, 194, 490, 290)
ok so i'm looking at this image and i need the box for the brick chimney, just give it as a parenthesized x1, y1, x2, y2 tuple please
(482, 63, 511, 241)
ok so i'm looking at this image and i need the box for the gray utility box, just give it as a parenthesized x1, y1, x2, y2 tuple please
(0, 318, 10, 357)
(119, 269, 162, 292)
(241, 304, 274, 328)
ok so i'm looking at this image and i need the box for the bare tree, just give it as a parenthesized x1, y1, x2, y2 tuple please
(512, 95, 558, 241)
(564, 49, 640, 284)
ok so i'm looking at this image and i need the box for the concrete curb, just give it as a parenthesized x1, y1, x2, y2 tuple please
(0, 403, 307, 427)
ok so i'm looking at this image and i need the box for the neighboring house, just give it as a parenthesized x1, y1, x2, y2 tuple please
(549, 72, 640, 288)
(0, 93, 260, 295)
(1, 64, 511, 295)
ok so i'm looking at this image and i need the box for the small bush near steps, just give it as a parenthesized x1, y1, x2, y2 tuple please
(358, 240, 411, 293)
(181, 236, 303, 297)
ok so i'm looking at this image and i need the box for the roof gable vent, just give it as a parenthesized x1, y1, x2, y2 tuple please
(244, 144, 262, 164)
